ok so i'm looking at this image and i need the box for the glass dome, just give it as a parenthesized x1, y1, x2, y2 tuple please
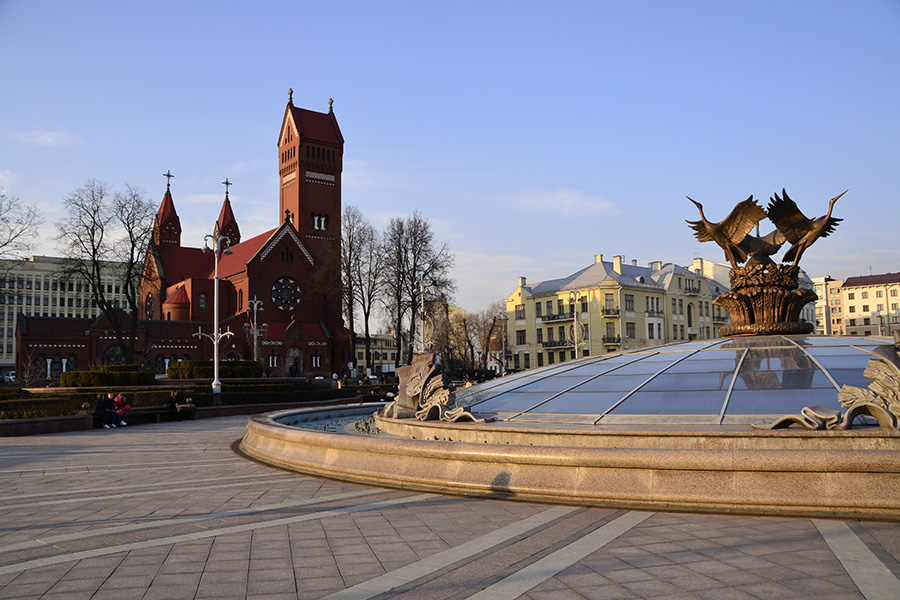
(455, 335, 886, 426)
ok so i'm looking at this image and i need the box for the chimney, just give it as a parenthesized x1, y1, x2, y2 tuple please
(595, 254, 604, 264)
(632, 259, 638, 267)
(613, 255, 623, 274)
(518, 276, 527, 287)
(649, 260, 662, 271)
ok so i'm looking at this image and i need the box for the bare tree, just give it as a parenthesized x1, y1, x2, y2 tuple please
(55, 180, 156, 364)
(469, 299, 507, 370)
(383, 212, 456, 366)
(342, 205, 385, 375)
(0, 188, 43, 261)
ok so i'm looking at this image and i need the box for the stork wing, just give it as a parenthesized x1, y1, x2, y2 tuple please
(720, 196, 766, 244)
(818, 217, 843, 239)
(767, 189, 812, 244)
(685, 218, 714, 242)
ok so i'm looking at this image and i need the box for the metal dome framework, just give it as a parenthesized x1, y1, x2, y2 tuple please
(457, 335, 884, 426)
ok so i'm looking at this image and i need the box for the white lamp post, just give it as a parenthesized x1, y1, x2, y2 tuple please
(569, 291, 583, 359)
(497, 311, 509, 375)
(194, 230, 233, 395)
(243, 295, 268, 362)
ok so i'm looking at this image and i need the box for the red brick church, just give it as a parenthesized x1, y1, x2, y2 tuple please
(18, 95, 349, 378)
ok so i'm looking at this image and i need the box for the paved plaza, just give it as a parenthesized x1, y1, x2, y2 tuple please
(2, 416, 900, 600)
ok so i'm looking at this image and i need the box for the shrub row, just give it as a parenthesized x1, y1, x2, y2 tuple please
(60, 370, 156, 388)
(0, 386, 356, 420)
(167, 360, 262, 380)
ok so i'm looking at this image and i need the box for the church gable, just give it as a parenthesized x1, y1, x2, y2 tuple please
(260, 224, 314, 266)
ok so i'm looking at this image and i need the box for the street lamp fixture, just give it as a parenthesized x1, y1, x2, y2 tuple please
(193, 231, 233, 394)
(243, 295, 268, 362)
(496, 311, 509, 375)
(568, 291, 584, 358)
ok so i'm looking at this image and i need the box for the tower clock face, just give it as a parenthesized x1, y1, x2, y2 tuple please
(271, 277, 301, 311)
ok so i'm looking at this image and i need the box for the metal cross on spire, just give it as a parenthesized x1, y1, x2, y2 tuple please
(222, 178, 232, 198)
(163, 170, 174, 188)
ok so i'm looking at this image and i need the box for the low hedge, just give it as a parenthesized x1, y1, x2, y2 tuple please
(167, 360, 263, 380)
(60, 370, 156, 388)
(0, 385, 355, 420)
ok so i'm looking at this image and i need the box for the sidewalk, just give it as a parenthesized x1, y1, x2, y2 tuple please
(1, 416, 899, 600)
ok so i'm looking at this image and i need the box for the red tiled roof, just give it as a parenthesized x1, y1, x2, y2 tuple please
(288, 105, 343, 145)
(157, 245, 213, 284)
(163, 285, 189, 305)
(298, 322, 327, 342)
(264, 321, 289, 341)
(216, 227, 277, 278)
(842, 273, 900, 287)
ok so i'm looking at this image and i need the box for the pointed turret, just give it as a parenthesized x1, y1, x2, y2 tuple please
(153, 178, 182, 246)
(214, 181, 241, 244)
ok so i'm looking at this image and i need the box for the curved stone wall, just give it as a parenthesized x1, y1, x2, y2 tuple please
(240, 407, 900, 520)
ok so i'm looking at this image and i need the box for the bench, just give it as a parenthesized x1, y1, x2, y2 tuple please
(92, 402, 196, 428)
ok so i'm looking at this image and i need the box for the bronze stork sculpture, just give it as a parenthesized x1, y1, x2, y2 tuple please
(766, 189, 847, 267)
(685, 188, 845, 337)
(685, 196, 767, 268)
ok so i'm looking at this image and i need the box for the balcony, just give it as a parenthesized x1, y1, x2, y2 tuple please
(683, 284, 702, 296)
(543, 339, 569, 348)
(602, 336, 621, 345)
(645, 310, 665, 318)
(712, 315, 728, 324)
(542, 312, 573, 322)
(601, 307, 619, 317)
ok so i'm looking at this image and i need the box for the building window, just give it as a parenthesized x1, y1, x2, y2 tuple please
(672, 298, 677, 314)
(547, 352, 554, 365)
(558, 326, 565, 341)
(516, 330, 526, 345)
(537, 353, 544, 367)
(624, 294, 634, 312)
(605, 294, 614, 309)
(680, 325, 685, 340)
(535, 303, 542, 318)
(876, 290, 883, 298)
(673, 324, 678, 339)
(557, 299, 565, 315)
(536, 329, 543, 344)
(523, 354, 530, 369)
(581, 299, 588, 313)
(547, 328, 554, 342)
(848, 293, 855, 300)
(648, 323, 654, 339)
(626, 322, 635, 339)
(862, 292, 869, 299)
(514, 354, 520, 370)
(546, 300, 553, 316)
(515, 304, 525, 320)
(863, 305, 869, 312)
(678, 299, 684, 314)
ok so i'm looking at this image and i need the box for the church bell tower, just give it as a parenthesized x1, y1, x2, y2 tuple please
(278, 90, 343, 258)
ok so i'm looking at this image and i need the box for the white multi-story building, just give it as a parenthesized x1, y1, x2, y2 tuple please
(840, 272, 900, 337)
(0, 256, 128, 377)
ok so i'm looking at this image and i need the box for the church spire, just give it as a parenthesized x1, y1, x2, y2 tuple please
(214, 178, 241, 244)
(153, 170, 181, 245)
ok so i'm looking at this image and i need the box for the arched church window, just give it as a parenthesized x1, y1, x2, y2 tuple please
(145, 294, 154, 319)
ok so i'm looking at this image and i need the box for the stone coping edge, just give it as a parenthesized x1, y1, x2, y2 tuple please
(239, 407, 900, 520)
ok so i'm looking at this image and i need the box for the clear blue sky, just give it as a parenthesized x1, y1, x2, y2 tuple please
(1, 1, 898, 314)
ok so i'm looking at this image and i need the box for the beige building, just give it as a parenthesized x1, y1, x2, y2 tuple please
(353, 333, 398, 377)
(839, 272, 900, 337)
(0, 256, 129, 378)
(813, 276, 844, 335)
(505, 254, 729, 371)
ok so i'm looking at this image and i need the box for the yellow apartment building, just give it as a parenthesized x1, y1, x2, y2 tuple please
(504, 254, 730, 371)
(839, 272, 900, 337)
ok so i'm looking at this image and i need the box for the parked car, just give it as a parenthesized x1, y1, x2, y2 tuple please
(3, 371, 16, 383)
